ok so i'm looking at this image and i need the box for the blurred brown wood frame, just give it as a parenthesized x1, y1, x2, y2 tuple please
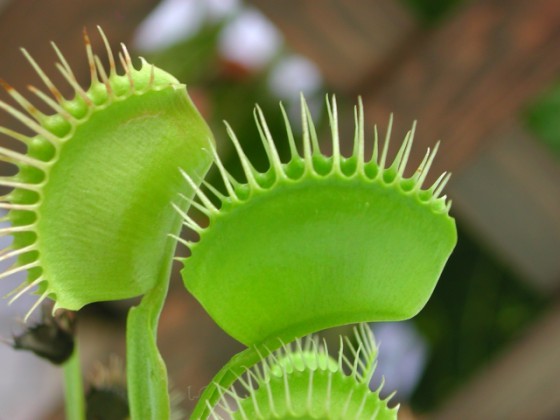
(251, 0, 560, 418)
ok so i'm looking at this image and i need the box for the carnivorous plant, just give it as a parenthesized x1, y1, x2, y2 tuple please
(0, 29, 456, 419)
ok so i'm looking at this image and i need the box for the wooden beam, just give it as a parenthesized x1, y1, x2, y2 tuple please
(432, 302, 560, 419)
(450, 122, 560, 290)
(249, 0, 417, 92)
(363, 0, 560, 176)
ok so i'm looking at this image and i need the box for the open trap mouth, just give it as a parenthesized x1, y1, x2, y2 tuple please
(178, 95, 456, 346)
(0, 27, 214, 318)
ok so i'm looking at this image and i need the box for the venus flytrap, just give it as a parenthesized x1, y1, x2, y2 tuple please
(180, 97, 455, 346)
(0, 28, 213, 419)
(210, 323, 397, 420)
(0, 29, 213, 313)
(1, 29, 457, 420)
(181, 96, 456, 418)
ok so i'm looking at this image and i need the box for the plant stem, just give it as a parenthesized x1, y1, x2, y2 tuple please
(63, 342, 86, 420)
(126, 229, 177, 419)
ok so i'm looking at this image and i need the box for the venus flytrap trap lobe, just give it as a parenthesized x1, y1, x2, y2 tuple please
(0, 28, 214, 419)
(182, 96, 457, 418)
(209, 324, 397, 420)
(0, 27, 213, 316)
(180, 96, 456, 346)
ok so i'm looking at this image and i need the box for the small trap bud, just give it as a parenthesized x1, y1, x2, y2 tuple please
(86, 356, 129, 420)
(7, 306, 76, 364)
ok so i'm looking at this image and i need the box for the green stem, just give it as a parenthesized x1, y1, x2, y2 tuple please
(126, 228, 178, 419)
(63, 342, 86, 420)
(127, 282, 170, 419)
(190, 338, 283, 419)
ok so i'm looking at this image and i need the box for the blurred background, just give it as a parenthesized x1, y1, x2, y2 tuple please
(0, 0, 559, 419)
